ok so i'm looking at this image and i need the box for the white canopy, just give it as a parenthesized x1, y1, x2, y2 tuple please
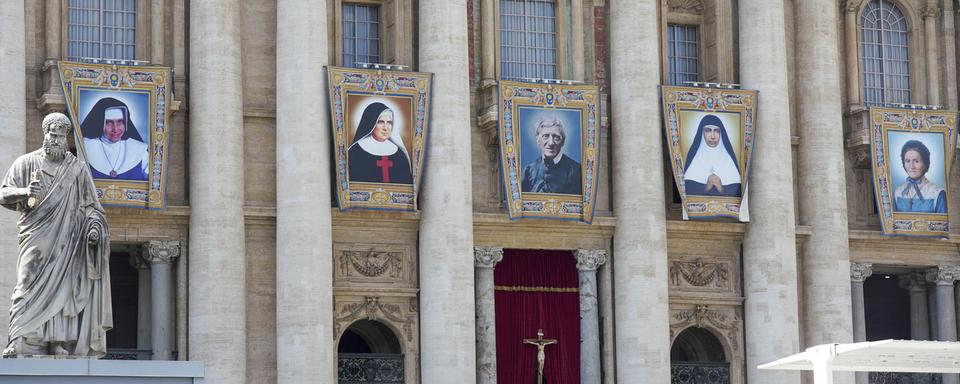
(759, 340, 960, 384)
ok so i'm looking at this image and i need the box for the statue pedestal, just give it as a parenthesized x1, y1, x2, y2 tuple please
(0, 358, 204, 383)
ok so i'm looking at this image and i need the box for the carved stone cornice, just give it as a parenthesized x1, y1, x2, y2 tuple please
(926, 266, 960, 285)
(898, 271, 928, 292)
(574, 249, 607, 272)
(666, 0, 704, 14)
(850, 262, 873, 283)
(474, 246, 504, 269)
(145, 240, 180, 264)
(669, 304, 741, 351)
(669, 258, 729, 288)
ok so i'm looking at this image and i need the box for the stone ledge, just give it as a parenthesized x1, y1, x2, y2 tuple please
(0, 359, 204, 383)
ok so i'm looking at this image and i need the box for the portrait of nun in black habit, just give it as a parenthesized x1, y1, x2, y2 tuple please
(80, 97, 149, 181)
(683, 114, 741, 197)
(347, 102, 413, 184)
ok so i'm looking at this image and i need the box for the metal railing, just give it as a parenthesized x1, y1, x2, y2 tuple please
(869, 372, 943, 384)
(671, 361, 731, 384)
(103, 348, 152, 361)
(338, 353, 404, 384)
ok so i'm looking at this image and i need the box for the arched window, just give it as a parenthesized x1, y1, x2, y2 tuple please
(860, 0, 910, 106)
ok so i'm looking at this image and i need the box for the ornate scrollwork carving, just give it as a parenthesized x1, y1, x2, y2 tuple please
(850, 262, 873, 283)
(926, 265, 960, 286)
(145, 240, 181, 264)
(335, 296, 414, 342)
(339, 248, 403, 278)
(574, 249, 607, 271)
(666, 0, 704, 14)
(474, 246, 504, 268)
(669, 259, 729, 287)
(670, 305, 741, 351)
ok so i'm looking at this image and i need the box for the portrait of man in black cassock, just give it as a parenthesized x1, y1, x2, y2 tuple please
(347, 102, 413, 184)
(683, 114, 741, 197)
(80, 96, 149, 181)
(521, 114, 582, 195)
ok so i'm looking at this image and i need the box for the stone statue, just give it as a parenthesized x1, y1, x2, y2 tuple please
(0, 113, 112, 357)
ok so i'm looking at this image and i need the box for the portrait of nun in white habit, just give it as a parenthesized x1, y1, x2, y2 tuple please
(347, 102, 413, 184)
(683, 114, 741, 197)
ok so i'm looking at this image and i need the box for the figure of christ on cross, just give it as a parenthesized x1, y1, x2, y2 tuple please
(376, 155, 393, 183)
(523, 329, 558, 384)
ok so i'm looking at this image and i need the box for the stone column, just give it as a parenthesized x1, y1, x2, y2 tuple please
(276, 0, 334, 382)
(188, 1, 246, 382)
(929, 286, 939, 340)
(575, 249, 607, 384)
(474, 247, 502, 384)
(796, 3, 855, 384)
(923, 4, 942, 106)
(943, 0, 958, 109)
(0, 0, 26, 337)
(479, 0, 495, 87)
(842, 1, 861, 107)
(898, 272, 930, 340)
(146, 241, 179, 361)
(739, 1, 800, 383)
(418, 1, 476, 383)
(151, 0, 165, 63)
(927, 266, 960, 384)
(131, 254, 152, 354)
(850, 263, 872, 384)
(609, 1, 671, 382)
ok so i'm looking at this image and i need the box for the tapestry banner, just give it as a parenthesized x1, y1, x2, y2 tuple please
(325, 66, 432, 212)
(498, 80, 601, 223)
(58, 61, 173, 210)
(869, 107, 958, 237)
(661, 86, 758, 221)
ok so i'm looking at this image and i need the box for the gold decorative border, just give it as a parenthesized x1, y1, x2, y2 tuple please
(869, 107, 958, 237)
(58, 61, 172, 210)
(326, 66, 432, 212)
(661, 86, 758, 221)
(494, 285, 579, 293)
(498, 80, 602, 223)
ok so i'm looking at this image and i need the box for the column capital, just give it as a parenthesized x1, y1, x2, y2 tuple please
(899, 271, 929, 292)
(850, 262, 873, 283)
(145, 240, 181, 265)
(130, 253, 151, 270)
(922, 5, 942, 18)
(843, 0, 860, 13)
(575, 249, 608, 272)
(474, 246, 503, 269)
(926, 265, 960, 285)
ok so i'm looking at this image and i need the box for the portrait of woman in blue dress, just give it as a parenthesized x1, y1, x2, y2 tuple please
(893, 139, 947, 213)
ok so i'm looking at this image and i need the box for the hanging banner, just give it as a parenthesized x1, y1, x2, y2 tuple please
(661, 86, 758, 221)
(59, 61, 173, 210)
(870, 107, 958, 237)
(326, 66, 432, 212)
(497, 80, 602, 223)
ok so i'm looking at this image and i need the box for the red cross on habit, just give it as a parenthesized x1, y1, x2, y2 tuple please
(376, 156, 393, 183)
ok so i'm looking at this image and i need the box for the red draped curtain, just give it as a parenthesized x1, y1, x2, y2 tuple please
(495, 249, 580, 384)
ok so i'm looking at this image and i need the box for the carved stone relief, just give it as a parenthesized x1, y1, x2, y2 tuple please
(666, 0, 705, 14)
(669, 258, 731, 289)
(334, 295, 419, 344)
(333, 244, 415, 288)
(669, 304, 742, 352)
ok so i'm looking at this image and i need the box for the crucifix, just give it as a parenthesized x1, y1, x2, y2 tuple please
(523, 329, 558, 384)
(376, 155, 393, 182)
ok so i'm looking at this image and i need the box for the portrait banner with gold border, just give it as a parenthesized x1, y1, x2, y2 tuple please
(325, 66, 432, 212)
(498, 80, 601, 223)
(661, 86, 758, 221)
(58, 61, 172, 210)
(869, 107, 958, 237)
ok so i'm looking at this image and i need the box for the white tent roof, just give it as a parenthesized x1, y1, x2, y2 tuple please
(759, 340, 960, 374)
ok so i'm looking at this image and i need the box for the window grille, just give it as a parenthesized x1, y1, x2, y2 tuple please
(667, 24, 700, 86)
(68, 0, 137, 61)
(860, 0, 910, 105)
(499, 0, 557, 81)
(343, 4, 381, 68)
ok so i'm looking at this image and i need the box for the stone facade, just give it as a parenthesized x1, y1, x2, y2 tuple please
(0, 0, 959, 383)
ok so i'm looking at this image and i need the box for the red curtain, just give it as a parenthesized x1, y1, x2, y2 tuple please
(495, 249, 580, 384)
